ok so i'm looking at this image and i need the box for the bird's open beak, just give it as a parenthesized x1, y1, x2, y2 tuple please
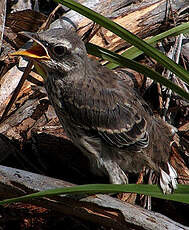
(10, 31, 50, 79)
(10, 31, 50, 60)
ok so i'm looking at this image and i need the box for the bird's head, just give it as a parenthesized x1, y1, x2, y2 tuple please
(10, 28, 88, 78)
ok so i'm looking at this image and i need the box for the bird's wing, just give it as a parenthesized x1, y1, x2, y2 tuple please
(61, 69, 150, 149)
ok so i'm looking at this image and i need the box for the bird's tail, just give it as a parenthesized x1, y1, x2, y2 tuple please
(150, 117, 178, 194)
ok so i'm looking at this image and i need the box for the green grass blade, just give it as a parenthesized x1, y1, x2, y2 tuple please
(106, 22, 189, 69)
(0, 184, 189, 205)
(56, 0, 189, 87)
(86, 43, 189, 101)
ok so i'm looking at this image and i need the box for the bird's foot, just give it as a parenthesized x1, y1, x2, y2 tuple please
(160, 162, 177, 194)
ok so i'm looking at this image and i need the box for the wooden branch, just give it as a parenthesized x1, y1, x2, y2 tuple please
(0, 165, 188, 230)
(50, 0, 189, 51)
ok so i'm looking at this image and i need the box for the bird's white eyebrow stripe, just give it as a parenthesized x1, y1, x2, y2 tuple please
(59, 39, 72, 49)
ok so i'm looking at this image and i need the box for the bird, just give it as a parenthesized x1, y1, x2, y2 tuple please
(11, 28, 177, 194)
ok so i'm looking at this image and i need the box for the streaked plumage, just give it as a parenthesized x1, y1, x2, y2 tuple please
(11, 28, 177, 193)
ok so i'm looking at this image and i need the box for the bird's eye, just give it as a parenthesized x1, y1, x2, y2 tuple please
(53, 45, 68, 56)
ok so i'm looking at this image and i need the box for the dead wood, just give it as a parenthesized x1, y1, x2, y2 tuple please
(50, 0, 189, 51)
(0, 165, 188, 230)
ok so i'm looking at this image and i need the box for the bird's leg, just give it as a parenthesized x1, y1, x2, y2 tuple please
(143, 169, 153, 210)
(103, 160, 129, 184)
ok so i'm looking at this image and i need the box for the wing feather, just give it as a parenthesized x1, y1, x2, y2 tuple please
(60, 69, 150, 150)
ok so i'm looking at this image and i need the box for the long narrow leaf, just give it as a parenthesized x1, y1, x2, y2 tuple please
(106, 22, 189, 69)
(0, 184, 189, 205)
(56, 0, 189, 87)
